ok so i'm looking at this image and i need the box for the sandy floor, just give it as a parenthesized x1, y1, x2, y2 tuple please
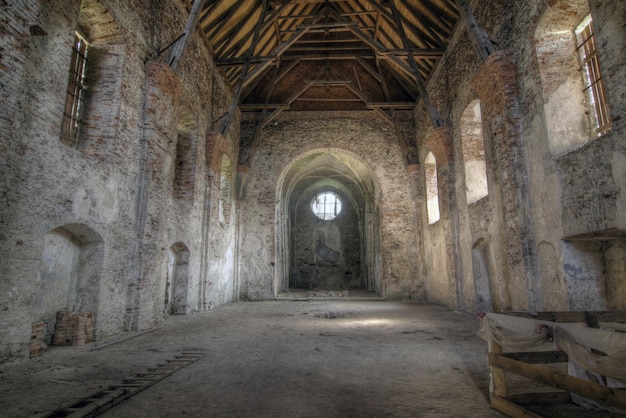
(0, 298, 619, 417)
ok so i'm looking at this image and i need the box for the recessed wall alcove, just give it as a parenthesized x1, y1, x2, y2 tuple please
(275, 150, 381, 295)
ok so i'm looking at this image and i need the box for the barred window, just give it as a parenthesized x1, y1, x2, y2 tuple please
(311, 191, 342, 221)
(576, 15, 611, 136)
(61, 32, 89, 146)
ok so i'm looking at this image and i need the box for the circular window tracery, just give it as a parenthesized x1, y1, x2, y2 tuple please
(311, 191, 342, 220)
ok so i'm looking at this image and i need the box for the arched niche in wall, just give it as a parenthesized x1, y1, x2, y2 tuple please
(219, 154, 233, 224)
(37, 223, 104, 342)
(174, 106, 198, 201)
(276, 150, 381, 296)
(166, 242, 190, 315)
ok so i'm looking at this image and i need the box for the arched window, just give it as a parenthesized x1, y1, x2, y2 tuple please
(61, 31, 89, 145)
(461, 100, 488, 204)
(311, 191, 342, 221)
(425, 152, 440, 224)
(534, 1, 611, 155)
(61, 0, 125, 157)
(575, 15, 611, 135)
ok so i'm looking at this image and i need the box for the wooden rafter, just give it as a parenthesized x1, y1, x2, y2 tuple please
(387, 0, 443, 127)
(187, 0, 459, 125)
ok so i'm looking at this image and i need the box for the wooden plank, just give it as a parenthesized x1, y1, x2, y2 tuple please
(502, 351, 568, 364)
(490, 340, 507, 399)
(491, 396, 543, 418)
(489, 354, 626, 409)
(506, 391, 572, 406)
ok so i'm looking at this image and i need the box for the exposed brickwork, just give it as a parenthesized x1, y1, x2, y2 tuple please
(29, 322, 47, 358)
(52, 311, 95, 346)
(425, 126, 453, 167)
(206, 131, 229, 174)
(471, 51, 520, 120)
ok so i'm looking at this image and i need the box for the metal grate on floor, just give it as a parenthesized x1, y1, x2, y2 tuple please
(36, 351, 205, 418)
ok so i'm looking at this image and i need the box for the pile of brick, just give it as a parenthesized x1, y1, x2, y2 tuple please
(30, 321, 47, 358)
(52, 311, 95, 346)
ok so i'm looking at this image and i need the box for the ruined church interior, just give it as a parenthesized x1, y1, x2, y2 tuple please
(1, 0, 625, 416)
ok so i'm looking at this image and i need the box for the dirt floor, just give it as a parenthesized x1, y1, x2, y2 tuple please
(0, 297, 622, 417)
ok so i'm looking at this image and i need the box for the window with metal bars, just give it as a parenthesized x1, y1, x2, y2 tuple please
(311, 191, 342, 221)
(575, 15, 611, 136)
(61, 32, 89, 146)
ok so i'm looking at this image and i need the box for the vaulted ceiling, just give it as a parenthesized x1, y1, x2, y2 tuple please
(184, 0, 459, 124)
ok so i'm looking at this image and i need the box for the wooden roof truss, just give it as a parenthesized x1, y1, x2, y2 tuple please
(175, 0, 460, 139)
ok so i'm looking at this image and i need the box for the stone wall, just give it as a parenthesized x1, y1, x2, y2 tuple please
(0, 0, 238, 360)
(238, 112, 421, 300)
(415, 0, 626, 313)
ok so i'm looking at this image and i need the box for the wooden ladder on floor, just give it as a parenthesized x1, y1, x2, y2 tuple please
(36, 351, 205, 418)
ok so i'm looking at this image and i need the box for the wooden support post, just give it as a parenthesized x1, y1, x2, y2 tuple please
(167, 0, 207, 72)
(489, 340, 507, 399)
(455, 0, 494, 61)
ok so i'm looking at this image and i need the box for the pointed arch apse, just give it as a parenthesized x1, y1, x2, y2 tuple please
(276, 150, 381, 295)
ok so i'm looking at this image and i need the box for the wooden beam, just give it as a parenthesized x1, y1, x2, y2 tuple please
(167, 0, 207, 71)
(239, 103, 290, 110)
(455, 0, 494, 60)
(489, 353, 626, 409)
(240, 11, 325, 91)
(502, 351, 569, 364)
(219, 0, 268, 135)
(367, 102, 415, 109)
(490, 396, 543, 418)
(386, 0, 443, 127)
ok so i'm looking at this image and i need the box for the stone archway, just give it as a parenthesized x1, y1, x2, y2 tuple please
(275, 150, 381, 296)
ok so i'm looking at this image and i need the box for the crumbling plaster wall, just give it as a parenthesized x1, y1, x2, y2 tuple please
(238, 113, 421, 300)
(0, 0, 238, 360)
(415, 0, 626, 312)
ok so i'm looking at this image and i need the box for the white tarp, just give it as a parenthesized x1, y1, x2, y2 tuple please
(478, 313, 626, 383)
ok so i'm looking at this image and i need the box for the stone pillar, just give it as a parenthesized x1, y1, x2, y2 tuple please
(125, 61, 182, 331)
(425, 126, 462, 308)
(407, 163, 427, 301)
(471, 50, 538, 312)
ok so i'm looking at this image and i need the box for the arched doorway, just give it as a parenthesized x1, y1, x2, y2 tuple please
(276, 150, 381, 295)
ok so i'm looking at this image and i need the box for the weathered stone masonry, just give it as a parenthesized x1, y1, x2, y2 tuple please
(0, 0, 624, 362)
